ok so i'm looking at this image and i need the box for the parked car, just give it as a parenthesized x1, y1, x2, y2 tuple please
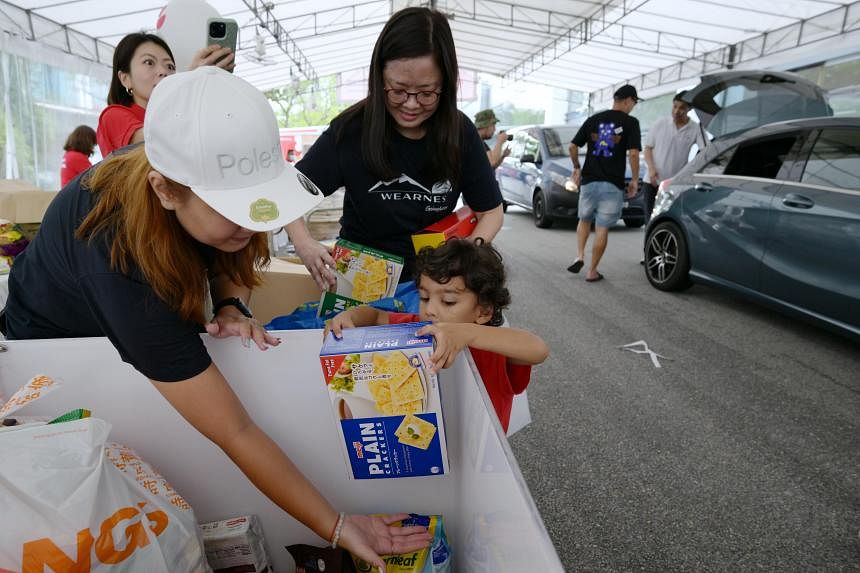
(644, 70, 859, 339)
(495, 124, 648, 228)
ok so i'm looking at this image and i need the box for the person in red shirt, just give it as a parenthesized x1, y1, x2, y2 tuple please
(97, 33, 235, 157)
(60, 125, 97, 186)
(328, 238, 548, 432)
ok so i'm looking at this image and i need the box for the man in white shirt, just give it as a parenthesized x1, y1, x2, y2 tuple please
(643, 91, 705, 220)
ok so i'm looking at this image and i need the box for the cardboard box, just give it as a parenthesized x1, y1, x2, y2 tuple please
(200, 515, 272, 573)
(251, 258, 321, 325)
(319, 322, 449, 479)
(411, 206, 477, 253)
(0, 183, 57, 224)
(331, 239, 403, 303)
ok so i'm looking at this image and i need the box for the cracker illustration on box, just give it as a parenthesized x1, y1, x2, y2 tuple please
(331, 239, 404, 303)
(320, 322, 449, 479)
(395, 414, 437, 450)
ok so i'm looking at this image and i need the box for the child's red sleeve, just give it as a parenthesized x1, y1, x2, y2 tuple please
(506, 361, 533, 395)
(387, 312, 422, 324)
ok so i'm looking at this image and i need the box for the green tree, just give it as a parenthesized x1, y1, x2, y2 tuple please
(265, 75, 350, 128)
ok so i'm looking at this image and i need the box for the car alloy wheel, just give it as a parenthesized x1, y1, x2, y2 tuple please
(644, 221, 692, 291)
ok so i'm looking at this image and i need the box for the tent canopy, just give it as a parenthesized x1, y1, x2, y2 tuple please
(2, 0, 858, 97)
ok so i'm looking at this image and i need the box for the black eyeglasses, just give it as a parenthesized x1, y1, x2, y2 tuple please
(384, 88, 441, 106)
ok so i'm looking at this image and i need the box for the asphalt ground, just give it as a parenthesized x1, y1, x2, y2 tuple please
(494, 206, 860, 572)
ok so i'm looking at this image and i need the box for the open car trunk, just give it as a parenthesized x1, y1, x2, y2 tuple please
(681, 71, 833, 140)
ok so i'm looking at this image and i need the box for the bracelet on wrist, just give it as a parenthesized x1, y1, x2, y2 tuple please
(330, 512, 345, 548)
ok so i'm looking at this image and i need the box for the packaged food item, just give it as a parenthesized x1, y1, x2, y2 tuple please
(410, 206, 477, 254)
(286, 543, 356, 572)
(351, 514, 451, 573)
(320, 322, 449, 479)
(48, 408, 92, 424)
(200, 515, 272, 573)
(332, 239, 403, 302)
(317, 291, 363, 318)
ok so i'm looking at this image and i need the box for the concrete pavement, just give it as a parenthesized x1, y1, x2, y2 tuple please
(495, 207, 860, 572)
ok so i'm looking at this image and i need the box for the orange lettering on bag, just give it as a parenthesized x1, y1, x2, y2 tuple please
(93, 507, 150, 564)
(21, 529, 93, 573)
(146, 510, 169, 536)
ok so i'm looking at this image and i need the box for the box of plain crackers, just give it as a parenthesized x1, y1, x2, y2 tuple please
(319, 322, 449, 479)
(331, 239, 404, 303)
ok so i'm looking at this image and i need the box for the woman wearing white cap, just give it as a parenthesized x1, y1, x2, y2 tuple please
(2, 67, 430, 568)
(289, 7, 504, 289)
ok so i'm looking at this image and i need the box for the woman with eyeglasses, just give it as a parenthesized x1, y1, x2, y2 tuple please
(288, 6, 504, 289)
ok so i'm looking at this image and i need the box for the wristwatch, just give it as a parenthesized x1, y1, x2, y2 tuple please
(212, 297, 253, 319)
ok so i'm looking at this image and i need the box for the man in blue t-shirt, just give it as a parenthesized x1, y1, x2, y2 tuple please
(566, 85, 642, 282)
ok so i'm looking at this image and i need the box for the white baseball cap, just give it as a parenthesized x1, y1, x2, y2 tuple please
(144, 66, 324, 232)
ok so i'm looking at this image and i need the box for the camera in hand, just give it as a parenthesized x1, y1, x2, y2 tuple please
(208, 21, 227, 38)
(506, 134, 514, 141)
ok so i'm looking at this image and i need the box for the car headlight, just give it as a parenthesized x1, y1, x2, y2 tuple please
(652, 185, 680, 217)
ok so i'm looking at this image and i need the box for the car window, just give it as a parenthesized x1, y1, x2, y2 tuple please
(723, 134, 802, 179)
(523, 133, 541, 162)
(509, 133, 526, 159)
(699, 146, 736, 175)
(542, 126, 579, 157)
(801, 128, 860, 190)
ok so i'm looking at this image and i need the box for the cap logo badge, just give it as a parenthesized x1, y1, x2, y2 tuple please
(249, 198, 279, 223)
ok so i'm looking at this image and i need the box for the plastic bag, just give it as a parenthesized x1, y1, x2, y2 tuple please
(0, 417, 210, 572)
(265, 281, 421, 331)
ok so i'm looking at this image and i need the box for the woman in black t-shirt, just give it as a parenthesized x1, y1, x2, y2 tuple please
(4, 68, 430, 568)
(290, 7, 504, 289)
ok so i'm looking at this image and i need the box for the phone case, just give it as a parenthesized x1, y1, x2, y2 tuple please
(206, 18, 238, 55)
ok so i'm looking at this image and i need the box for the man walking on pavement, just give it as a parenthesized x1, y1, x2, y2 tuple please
(643, 91, 704, 220)
(567, 84, 641, 282)
(474, 109, 511, 169)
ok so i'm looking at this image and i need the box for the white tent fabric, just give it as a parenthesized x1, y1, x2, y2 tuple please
(2, 0, 858, 97)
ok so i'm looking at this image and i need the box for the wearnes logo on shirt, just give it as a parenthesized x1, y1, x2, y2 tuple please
(216, 142, 281, 178)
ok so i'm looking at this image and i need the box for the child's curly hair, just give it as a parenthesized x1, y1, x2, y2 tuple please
(414, 238, 510, 326)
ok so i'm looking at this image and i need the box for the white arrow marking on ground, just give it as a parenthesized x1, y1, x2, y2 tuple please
(618, 340, 672, 368)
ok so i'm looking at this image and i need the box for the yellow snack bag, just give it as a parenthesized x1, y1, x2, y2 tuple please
(351, 514, 451, 573)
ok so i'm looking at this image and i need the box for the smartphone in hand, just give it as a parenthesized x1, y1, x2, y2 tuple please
(206, 18, 238, 64)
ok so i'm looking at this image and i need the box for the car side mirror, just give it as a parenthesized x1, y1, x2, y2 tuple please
(520, 153, 536, 164)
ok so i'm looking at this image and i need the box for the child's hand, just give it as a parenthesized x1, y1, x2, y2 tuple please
(417, 323, 475, 372)
(326, 309, 356, 340)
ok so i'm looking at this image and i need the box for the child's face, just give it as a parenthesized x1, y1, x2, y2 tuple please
(417, 274, 493, 325)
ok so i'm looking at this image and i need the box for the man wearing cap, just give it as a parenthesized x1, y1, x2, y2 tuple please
(566, 84, 642, 282)
(474, 109, 510, 169)
(643, 90, 705, 221)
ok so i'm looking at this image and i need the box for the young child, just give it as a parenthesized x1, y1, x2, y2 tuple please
(328, 238, 549, 432)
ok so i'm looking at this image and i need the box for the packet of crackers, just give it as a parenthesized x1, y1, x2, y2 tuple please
(350, 514, 451, 573)
(320, 322, 449, 479)
(332, 239, 404, 303)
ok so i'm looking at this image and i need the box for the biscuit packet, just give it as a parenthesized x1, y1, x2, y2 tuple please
(331, 239, 404, 302)
(351, 514, 451, 573)
(320, 322, 449, 479)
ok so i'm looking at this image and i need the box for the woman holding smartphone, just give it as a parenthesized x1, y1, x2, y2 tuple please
(96, 32, 235, 157)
